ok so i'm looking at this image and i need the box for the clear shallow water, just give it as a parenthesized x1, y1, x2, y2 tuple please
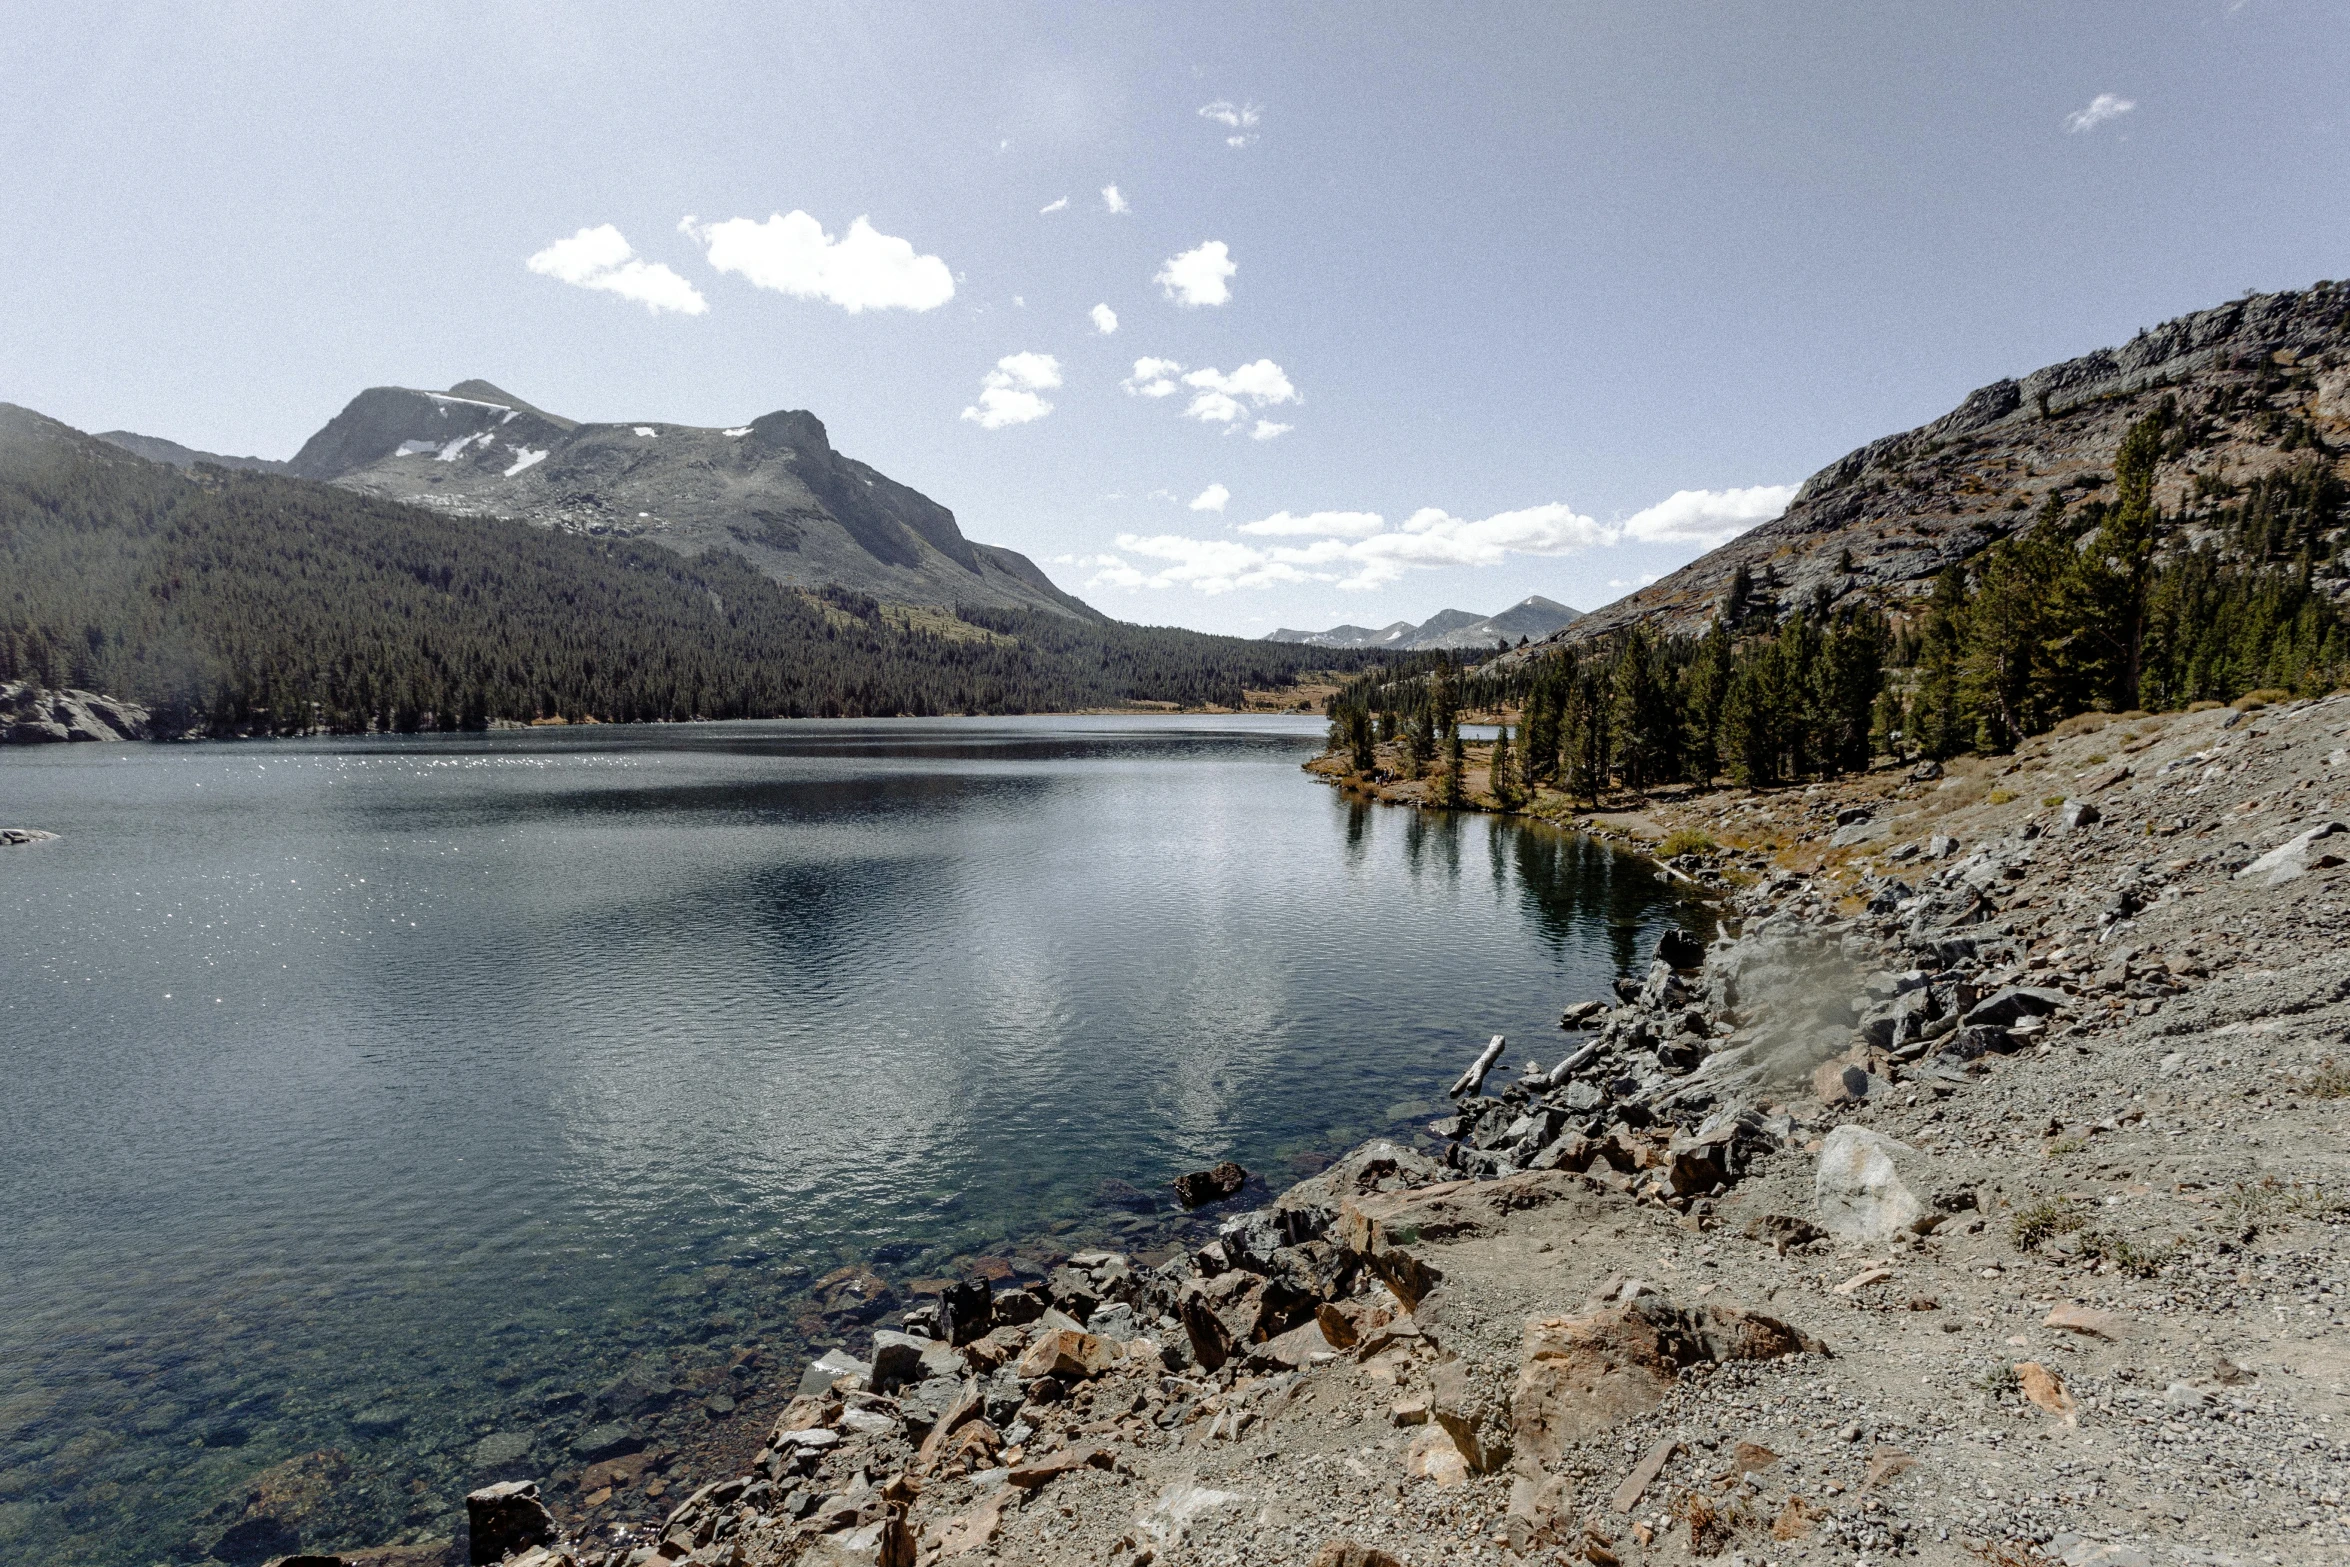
(0, 717, 1689, 1563)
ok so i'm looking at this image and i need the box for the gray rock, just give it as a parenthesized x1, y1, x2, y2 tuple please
(571, 1421, 637, 1460)
(796, 1347, 871, 1397)
(1814, 1126, 1926, 1243)
(1964, 986, 2066, 1029)
(868, 1330, 959, 1394)
(2053, 798, 2101, 833)
(2235, 820, 2349, 885)
(0, 681, 152, 744)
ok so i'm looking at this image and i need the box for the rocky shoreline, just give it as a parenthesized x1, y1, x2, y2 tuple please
(251, 693, 2350, 1567)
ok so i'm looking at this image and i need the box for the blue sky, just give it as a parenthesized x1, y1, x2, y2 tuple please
(5, 1, 2348, 635)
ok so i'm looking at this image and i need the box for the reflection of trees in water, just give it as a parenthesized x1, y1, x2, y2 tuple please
(1399, 807, 1464, 882)
(1343, 794, 1373, 870)
(1499, 817, 1686, 974)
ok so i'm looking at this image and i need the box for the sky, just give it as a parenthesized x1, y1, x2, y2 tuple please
(6, 2, 2349, 637)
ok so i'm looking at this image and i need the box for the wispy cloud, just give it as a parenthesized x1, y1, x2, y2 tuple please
(1101, 184, 1131, 214)
(526, 225, 707, 315)
(1198, 99, 1262, 147)
(1251, 420, 1292, 442)
(682, 211, 953, 313)
(1155, 240, 1235, 307)
(1039, 196, 1068, 214)
(1189, 483, 1230, 513)
(1083, 485, 1790, 595)
(960, 352, 1062, 430)
(1122, 357, 1186, 398)
(1178, 360, 1298, 426)
(1090, 302, 1119, 335)
(2065, 92, 2136, 133)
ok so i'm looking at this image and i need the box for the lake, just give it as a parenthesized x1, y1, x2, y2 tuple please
(0, 716, 1691, 1564)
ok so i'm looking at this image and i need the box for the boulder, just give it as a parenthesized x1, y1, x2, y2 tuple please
(1813, 1126, 1924, 1243)
(2052, 799, 2101, 834)
(1172, 1161, 1249, 1209)
(464, 1481, 558, 1566)
(798, 1347, 871, 1397)
(1511, 1299, 1825, 1464)
(1964, 986, 2066, 1029)
(1015, 1329, 1113, 1382)
(1655, 929, 1706, 970)
(2236, 820, 2349, 886)
(938, 1278, 994, 1346)
(870, 1331, 962, 1394)
(1311, 1541, 1407, 1567)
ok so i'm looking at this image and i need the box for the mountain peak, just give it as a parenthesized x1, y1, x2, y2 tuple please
(1263, 597, 1582, 650)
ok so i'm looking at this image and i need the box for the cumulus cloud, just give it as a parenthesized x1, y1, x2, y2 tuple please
(1122, 357, 1185, 398)
(1155, 240, 1235, 307)
(1189, 483, 1230, 513)
(1090, 302, 1119, 335)
(1101, 184, 1131, 214)
(1181, 359, 1298, 424)
(2065, 93, 2136, 132)
(1616, 484, 1794, 545)
(526, 225, 707, 315)
(682, 211, 953, 313)
(1198, 99, 1261, 147)
(1083, 483, 1784, 595)
(960, 351, 1062, 430)
(1252, 420, 1292, 441)
(1040, 196, 1069, 214)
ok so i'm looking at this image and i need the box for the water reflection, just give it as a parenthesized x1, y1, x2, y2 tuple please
(0, 718, 1693, 1566)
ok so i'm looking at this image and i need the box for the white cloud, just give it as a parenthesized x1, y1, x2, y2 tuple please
(682, 211, 953, 313)
(960, 351, 1062, 430)
(1251, 419, 1292, 441)
(2065, 93, 2136, 133)
(1616, 484, 1794, 545)
(1198, 100, 1262, 147)
(1180, 359, 1298, 424)
(1122, 357, 1185, 398)
(1155, 240, 1235, 307)
(1090, 302, 1119, 335)
(1189, 483, 1230, 513)
(1234, 510, 1382, 538)
(526, 224, 707, 315)
(1084, 483, 1777, 595)
(1101, 184, 1131, 214)
(1039, 196, 1068, 214)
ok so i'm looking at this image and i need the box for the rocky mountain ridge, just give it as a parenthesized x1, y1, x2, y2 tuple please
(104, 380, 1096, 621)
(1269, 596, 1583, 653)
(1533, 279, 2350, 655)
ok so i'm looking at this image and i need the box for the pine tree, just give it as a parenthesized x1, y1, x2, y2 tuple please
(1489, 722, 1525, 809)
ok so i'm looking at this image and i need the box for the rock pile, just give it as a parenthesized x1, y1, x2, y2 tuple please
(0, 679, 150, 743)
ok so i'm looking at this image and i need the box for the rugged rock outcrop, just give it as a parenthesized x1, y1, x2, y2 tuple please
(0, 680, 150, 743)
(1531, 279, 2350, 649)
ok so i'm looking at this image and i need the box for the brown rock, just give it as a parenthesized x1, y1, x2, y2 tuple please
(1727, 1441, 1778, 1476)
(926, 1490, 1014, 1560)
(913, 1382, 986, 1473)
(1172, 1161, 1249, 1209)
(1512, 1299, 1827, 1464)
(1007, 1443, 1112, 1488)
(1812, 1060, 1880, 1106)
(1862, 1447, 1915, 1490)
(1015, 1330, 1112, 1382)
(1770, 1496, 1816, 1540)
(2015, 1361, 2078, 1423)
(1256, 1318, 1335, 1370)
(1310, 1541, 1406, 1567)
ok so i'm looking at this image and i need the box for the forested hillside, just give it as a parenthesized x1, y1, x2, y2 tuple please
(0, 406, 1382, 735)
(1330, 403, 2349, 802)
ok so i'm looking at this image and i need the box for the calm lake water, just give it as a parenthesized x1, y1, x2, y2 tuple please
(0, 717, 1689, 1564)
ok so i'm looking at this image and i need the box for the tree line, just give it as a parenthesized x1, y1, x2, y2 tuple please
(0, 438, 1389, 734)
(1326, 405, 2349, 801)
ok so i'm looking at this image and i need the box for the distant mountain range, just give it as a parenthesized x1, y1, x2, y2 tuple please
(96, 379, 1092, 620)
(1264, 595, 1584, 652)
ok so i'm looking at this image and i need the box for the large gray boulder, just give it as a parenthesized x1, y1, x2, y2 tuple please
(1813, 1126, 1925, 1243)
(465, 1480, 559, 1565)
